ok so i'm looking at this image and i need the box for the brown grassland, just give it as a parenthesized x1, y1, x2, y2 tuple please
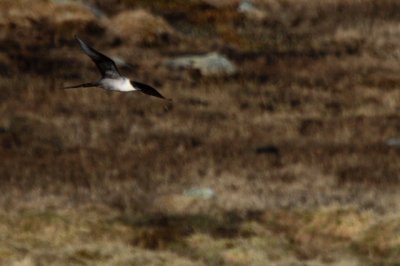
(1, 0, 400, 265)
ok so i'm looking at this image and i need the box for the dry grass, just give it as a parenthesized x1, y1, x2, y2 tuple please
(1, 0, 400, 265)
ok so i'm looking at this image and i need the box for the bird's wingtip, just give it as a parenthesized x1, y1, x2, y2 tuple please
(74, 36, 86, 46)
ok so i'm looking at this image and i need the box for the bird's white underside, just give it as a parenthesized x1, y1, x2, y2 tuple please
(99, 77, 138, 92)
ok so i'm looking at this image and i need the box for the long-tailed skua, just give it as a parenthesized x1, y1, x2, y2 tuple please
(64, 37, 169, 100)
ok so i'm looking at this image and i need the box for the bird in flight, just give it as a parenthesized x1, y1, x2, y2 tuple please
(64, 37, 169, 100)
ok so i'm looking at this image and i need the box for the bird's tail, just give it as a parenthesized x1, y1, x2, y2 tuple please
(63, 82, 98, 89)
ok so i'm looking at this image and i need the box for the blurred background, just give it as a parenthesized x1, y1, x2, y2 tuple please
(1, 0, 400, 265)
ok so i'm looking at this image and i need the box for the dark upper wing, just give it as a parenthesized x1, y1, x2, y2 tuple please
(76, 36, 121, 78)
(131, 81, 171, 100)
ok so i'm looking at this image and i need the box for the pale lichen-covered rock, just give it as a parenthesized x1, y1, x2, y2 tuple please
(165, 53, 237, 77)
(51, 0, 107, 18)
(108, 9, 176, 45)
(238, 0, 267, 21)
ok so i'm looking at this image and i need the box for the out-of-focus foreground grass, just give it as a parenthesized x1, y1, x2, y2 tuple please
(1, 0, 400, 265)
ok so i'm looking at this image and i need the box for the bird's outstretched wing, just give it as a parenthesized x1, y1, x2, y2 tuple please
(131, 81, 171, 100)
(75, 36, 121, 79)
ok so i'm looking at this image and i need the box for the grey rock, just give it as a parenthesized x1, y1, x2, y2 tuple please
(238, 0, 266, 21)
(51, 0, 106, 18)
(238, 0, 256, 12)
(183, 187, 216, 200)
(165, 53, 237, 76)
(83, 1, 106, 18)
(385, 138, 400, 147)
